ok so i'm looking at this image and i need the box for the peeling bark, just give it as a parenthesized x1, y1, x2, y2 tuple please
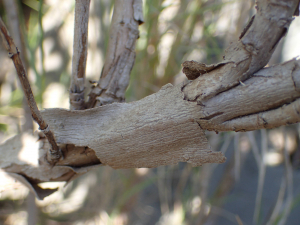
(197, 59, 300, 132)
(182, 0, 298, 103)
(44, 84, 225, 169)
(1, 0, 300, 200)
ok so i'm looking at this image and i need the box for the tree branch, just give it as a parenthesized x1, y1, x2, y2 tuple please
(2, 55, 300, 198)
(197, 58, 300, 132)
(86, 0, 142, 108)
(69, 0, 91, 110)
(182, 0, 299, 103)
(0, 17, 61, 164)
(1, 0, 300, 200)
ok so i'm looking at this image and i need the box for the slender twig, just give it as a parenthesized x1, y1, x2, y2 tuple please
(0, 16, 61, 164)
(38, 0, 46, 96)
(3, 0, 33, 131)
(253, 129, 267, 223)
(278, 130, 294, 225)
(3, 0, 37, 223)
(248, 131, 261, 168)
(234, 133, 241, 182)
(69, 0, 91, 110)
(266, 178, 286, 225)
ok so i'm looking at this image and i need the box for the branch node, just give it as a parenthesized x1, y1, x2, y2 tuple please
(40, 125, 50, 134)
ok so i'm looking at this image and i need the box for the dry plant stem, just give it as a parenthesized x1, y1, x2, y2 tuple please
(266, 178, 286, 225)
(70, 0, 91, 110)
(2, 55, 300, 198)
(3, 0, 25, 64)
(0, 17, 61, 164)
(3, 1, 37, 223)
(87, 0, 143, 108)
(3, 56, 300, 176)
(278, 131, 294, 225)
(234, 133, 241, 181)
(182, 0, 299, 102)
(43, 84, 225, 169)
(3, 0, 33, 131)
(197, 59, 300, 132)
(253, 129, 267, 223)
(1, 0, 300, 199)
(248, 132, 261, 167)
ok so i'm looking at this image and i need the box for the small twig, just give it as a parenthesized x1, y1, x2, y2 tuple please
(253, 129, 267, 224)
(3, 0, 33, 131)
(0, 16, 61, 164)
(278, 130, 293, 225)
(266, 178, 286, 225)
(38, 0, 46, 96)
(248, 131, 261, 168)
(69, 0, 91, 110)
(234, 133, 241, 182)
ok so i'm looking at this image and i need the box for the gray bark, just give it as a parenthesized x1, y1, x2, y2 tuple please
(0, 0, 299, 199)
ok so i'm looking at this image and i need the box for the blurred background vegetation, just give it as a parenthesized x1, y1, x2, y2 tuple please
(1, 0, 300, 224)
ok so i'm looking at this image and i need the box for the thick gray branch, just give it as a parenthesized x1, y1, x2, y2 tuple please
(197, 59, 300, 132)
(182, 0, 299, 103)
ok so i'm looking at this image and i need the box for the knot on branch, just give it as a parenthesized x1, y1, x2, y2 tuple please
(70, 91, 85, 110)
(182, 60, 230, 80)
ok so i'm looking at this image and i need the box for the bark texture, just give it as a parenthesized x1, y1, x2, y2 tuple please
(87, 0, 142, 107)
(0, 0, 300, 199)
(69, 0, 91, 110)
(182, 0, 298, 103)
(43, 84, 225, 169)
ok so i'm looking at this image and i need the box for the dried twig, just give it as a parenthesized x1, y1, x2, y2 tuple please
(234, 133, 241, 182)
(0, 17, 61, 164)
(248, 132, 261, 168)
(69, 0, 91, 110)
(253, 129, 267, 223)
(3, 0, 33, 131)
(278, 130, 294, 225)
(3, 0, 37, 223)
(266, 178, 286, 225)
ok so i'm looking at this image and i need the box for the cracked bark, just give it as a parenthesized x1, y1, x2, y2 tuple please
(182, 0, 298, 103)
(86, 0, 142, 108)
(0, 0, 300, 199)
